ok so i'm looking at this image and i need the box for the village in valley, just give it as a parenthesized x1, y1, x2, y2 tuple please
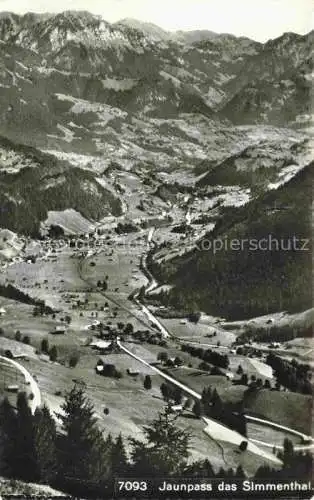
(0, 191, 313, 480)
(0, 5, 312, 497)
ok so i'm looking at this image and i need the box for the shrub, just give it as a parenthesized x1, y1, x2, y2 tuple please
(22, 335, 30, 345)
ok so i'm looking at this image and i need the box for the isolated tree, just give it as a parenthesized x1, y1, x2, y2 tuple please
(211, 389, 223, 418)
(188, 311, 201, 324)
(65, 315, 72, 325)
(237, 364, 243, 375)
(59, 384, 110, 489)
(144, 375, 152, 390)
(33, 405, 57, 483)
(201, 387, 212, 416)
(49, 345, 58, 362)
(160, 383, 170, 401)
(264, 379, 271, 389)
(124, 323, 134, 335)
(130, 405, 191, 476)
(239, 441, 248, 452)
(41, 338, 49, 354)
(15, 330, 21, 341)
(240, 373, 248, 385)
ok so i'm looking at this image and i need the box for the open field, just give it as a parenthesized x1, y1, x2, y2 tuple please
(156, 316, 236, 346)
(244, 389, 313, 435)
(14, 353, 258, 470)
(166, 366, 229, 392)
(247, 422, 303, 447)
(0, 236, 311, 478)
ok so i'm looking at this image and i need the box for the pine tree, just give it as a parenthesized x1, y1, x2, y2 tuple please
(160, 383, 169, 401)
(283, 438, 294, 467)
(111, 434, 128, 476)
(201, 387, 212, 416)
(0, 397, 18, 477)
(15, 392, 38, 481)
(130, 405, 191, 476)
(33, 405, 57, 483)
(49, 345, 58, 362)
(144, 375, 152, 390)
(41, 338, 49, 354)
(211, 389, 223, 418)
(59, 384, 110, 492)
(185, 458, 215, 478)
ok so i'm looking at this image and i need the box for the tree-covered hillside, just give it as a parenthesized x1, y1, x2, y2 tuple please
(154, 163, 312, 319)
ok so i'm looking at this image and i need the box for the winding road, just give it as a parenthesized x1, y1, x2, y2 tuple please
(77, 237, 314, 459)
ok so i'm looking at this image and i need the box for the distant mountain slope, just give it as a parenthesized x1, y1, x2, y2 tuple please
(197, 137, 310, 193)
(219, 31, 314, 125)
(0, 136, 121, 235)
(0, 9, 312, 153)
(155, 162, 313, 320)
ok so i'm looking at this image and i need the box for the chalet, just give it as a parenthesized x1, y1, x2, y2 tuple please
(170, 404, 183, 413)
(51, 325, 67, 335)
(127, 368, 139, 377)
(6, 385, 19, 393)
(95, 364, 105, 374)
(90, 340, 113, 353)
(0, 307, 6, 316)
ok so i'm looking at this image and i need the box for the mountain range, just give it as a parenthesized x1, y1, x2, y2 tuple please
(0, 10, 312, 247)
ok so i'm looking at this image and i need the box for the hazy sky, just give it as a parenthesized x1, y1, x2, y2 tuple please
(1, 0, 313, 41)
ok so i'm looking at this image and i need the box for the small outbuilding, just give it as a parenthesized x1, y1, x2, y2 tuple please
(51, 325, 67, 335)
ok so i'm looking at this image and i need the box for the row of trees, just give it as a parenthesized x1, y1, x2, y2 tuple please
(11, 330, 59, 363)
(160, 383, 183, 404)
(181, 343, 229, 369)
(266, 353, 312, 395)
(0, 385, 312, 498)
(192, 387, 247, 436)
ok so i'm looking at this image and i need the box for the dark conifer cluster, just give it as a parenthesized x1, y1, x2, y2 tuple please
(0, 384, 312, 498)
